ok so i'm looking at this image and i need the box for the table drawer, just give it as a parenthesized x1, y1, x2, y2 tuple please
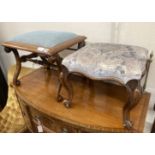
(18, 97, 89, 133)
(29, 107, 80, 133)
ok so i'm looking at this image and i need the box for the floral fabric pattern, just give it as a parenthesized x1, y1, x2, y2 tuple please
(62, 43, 149, 84)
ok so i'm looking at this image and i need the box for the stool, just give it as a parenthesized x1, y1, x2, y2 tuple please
(57, 43, 153, 129)
(1, 31, 86, 86)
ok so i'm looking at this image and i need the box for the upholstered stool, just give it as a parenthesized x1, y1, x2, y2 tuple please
(57, 43, 153, 129)
(1, 31, 86, 86)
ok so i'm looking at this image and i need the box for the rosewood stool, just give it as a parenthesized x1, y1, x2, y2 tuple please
(57, 43, 153, 129)
(1, 31, 86, 86)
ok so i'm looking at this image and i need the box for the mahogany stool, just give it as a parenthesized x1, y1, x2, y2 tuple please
(1, 31, 86, 86)
(57, 43, 153, 129)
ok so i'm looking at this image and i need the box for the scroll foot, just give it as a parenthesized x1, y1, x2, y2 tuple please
(63, 99, 71, 108)
(123, 120, 133, 129)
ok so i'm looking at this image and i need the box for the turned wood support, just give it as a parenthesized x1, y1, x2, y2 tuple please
(57, 65, 73, 108)
(123, 79, 143, 129)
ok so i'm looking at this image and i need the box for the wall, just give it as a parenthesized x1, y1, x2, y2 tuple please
(0, 22, 112, 78)
(0, 22, 155, 92)
(116, 23, 155, 96)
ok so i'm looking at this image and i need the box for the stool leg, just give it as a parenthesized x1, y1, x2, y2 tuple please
(55, 54, 62, 72)
(40, 56, 51, 70)
(58, 65, 73, 108)
(123, 87, 133, 129)
(56, 82, 63, 102)
(12, 49, 21, 86)
(123, 80, 142, 129)
(4, 47, 21, 86)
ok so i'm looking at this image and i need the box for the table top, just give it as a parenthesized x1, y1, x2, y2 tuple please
(15, 68, 150, 132)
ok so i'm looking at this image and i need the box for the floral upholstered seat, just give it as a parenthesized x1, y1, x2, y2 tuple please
(57, 42, 152, 129)
(62, 43, 149, 84)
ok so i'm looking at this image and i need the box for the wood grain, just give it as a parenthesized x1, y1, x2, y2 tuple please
(15, 68, 150, 132)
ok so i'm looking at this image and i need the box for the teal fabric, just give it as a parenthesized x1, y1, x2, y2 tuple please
(10, 31, 78, 48)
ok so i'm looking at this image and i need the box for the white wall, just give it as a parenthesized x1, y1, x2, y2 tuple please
(0, 22, 155, 92)
(0, 22, 113, 77)
(117, 23, 155, 90)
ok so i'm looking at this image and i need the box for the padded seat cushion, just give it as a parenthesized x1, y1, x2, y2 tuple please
(62, 43, 149, 84)
(10, 31, 78, 48)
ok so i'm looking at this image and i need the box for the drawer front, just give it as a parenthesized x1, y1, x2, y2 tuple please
(29, 108, 80, 133)
(17, 96, 89, 133)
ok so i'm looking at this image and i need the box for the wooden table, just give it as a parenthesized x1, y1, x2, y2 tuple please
(15, 68, 150, 132)
(151, 104, 155, 133)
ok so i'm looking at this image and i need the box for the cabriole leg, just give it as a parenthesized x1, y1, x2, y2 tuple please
(123, 80, 142, 129)
(56, 82, 63, 102)
(57, 65, 73, 108)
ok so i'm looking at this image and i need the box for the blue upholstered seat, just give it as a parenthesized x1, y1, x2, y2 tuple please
(10, 31, 78, 48)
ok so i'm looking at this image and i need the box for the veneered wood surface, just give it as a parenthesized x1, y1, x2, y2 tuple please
(15, 68, 150, 132)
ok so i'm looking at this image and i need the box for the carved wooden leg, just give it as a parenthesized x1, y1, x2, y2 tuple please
(58, 65, 73, 108)
(47, 54, 62, 71)
(40, 56, 51, 70)
(123, 87, 133, 129)
(55, 55, 65, 103)
(123, 80, 142, 129)
(4, 47, 21, 86)
(12, 49, 21, 86)
(56, 82, 63, 102)
(55, 54, 62, 72)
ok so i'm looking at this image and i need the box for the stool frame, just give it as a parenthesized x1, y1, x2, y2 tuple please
(57, 52, 153, 129)
(2, 36, 86, 86)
